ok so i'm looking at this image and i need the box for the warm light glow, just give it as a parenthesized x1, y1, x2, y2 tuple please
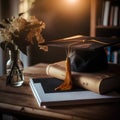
(65, 0, 79, 4)
(55, 0, 83, 19)
(66, 0, 79, 5)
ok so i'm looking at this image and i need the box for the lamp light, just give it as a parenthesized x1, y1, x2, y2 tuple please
(65, 0, 79, 4)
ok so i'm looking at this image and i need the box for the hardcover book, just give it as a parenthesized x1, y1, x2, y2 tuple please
(30, 77, 120, 107)
(46, 61, 120, 94)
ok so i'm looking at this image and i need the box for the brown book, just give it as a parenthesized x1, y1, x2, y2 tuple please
(46, 61, 120, 94)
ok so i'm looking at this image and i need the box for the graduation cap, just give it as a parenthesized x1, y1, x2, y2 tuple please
(44, 35, 120, 73)
(41, 35, 120, 91)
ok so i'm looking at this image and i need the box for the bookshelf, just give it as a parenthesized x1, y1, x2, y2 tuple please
(90, 0, 120, 63)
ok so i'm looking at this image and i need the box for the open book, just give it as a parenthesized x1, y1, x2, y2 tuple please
(46, 61, 120, 94)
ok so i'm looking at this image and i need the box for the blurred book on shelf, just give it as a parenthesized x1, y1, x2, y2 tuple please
(99, 0, 120, 27)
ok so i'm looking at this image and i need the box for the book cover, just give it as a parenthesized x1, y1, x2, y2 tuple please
(46, 61, 120, 94)
(30, 77, 120, 107)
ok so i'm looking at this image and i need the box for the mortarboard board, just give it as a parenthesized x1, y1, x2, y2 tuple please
(46, 35, 120, 51)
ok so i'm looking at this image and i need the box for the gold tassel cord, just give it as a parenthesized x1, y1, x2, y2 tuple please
(55, 57, 72, 91)
(54, 42, 76, 91)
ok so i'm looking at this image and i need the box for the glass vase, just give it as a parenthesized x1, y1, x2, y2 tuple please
(6, 49, 24, 87)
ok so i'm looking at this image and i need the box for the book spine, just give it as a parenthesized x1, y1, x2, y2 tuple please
(113, 6, 119, 26)
(109, 6, 114, 26)
(105, 47, 111, 62)
(73, 74, 101, 94)
(46, 64, 104, 94)
(103, 1, 111, 26)
(111, 51, 118, 64)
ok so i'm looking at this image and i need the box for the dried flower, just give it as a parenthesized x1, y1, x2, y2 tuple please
(0, 13, 48, 54)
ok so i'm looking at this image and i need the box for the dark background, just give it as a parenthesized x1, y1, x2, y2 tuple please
(29, 0, 90, 40)
(28, 0, 91, 64)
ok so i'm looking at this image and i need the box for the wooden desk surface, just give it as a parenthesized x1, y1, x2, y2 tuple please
(0, 63, 120, 120)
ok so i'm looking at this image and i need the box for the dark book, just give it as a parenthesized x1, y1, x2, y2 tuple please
(109, 6, 114, 26)
(30, 77, 120, 107)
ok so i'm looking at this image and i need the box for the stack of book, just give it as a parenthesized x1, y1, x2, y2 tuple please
(28, 35, 120, 107)
(29, 61, 120, 107)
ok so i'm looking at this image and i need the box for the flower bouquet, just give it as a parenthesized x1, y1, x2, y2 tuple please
(0, 13, 48, 86)
(0, 13, 48, 53)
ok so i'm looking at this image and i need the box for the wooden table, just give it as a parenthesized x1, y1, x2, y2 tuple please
(0, 63, 120, 120)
